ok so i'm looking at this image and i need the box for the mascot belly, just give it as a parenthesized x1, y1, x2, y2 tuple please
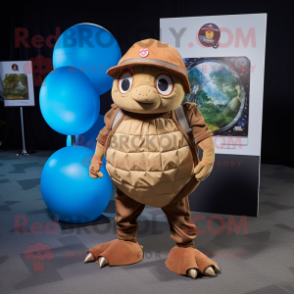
(105, 116, 194, 207)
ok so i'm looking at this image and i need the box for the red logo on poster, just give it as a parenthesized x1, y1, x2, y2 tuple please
(139, 48, 149, 58)
(198, 23, 221, 49)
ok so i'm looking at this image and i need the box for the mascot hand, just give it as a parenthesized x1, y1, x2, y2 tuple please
(194, 136, 215, 182)
(194, 160, 213, 181)
(89, 154, 103, 179)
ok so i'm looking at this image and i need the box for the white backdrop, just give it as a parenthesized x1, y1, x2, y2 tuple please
(160, 14, 267, 156)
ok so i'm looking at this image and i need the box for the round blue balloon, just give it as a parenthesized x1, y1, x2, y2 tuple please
(76, 114, 105, 150)
(41, 146, 112, 223)
(66, 135, 72, 147)
(66, 136, 116, 199)
(65, 137, 107, 165)
(66, 114, 104, 149)
(53, 23, 122, 95)
(40, 67, 100, 135)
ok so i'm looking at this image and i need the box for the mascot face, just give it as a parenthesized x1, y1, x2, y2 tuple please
(111, 66, 185, 114)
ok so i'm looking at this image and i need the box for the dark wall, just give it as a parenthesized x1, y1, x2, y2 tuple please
(0, 0, 293, 166)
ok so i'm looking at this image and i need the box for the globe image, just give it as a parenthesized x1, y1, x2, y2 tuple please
(183, 61, 244, 133)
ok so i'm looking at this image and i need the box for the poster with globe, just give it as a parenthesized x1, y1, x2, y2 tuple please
(183, 57, 250, 147)
(160, 14, 267, 216)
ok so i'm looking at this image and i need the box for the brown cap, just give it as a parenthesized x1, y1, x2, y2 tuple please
(107, 39, 191, 94)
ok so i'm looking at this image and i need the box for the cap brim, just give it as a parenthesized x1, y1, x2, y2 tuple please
(107, 58, 191, 94)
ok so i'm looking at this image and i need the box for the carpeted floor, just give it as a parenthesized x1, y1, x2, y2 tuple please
(0, 150, 293, 294)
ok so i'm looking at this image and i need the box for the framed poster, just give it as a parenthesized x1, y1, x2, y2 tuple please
(0, 61, 35, 107)
(160, 14, 267, 216)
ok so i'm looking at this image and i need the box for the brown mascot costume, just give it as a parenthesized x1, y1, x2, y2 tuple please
(84, 39, 220, 279)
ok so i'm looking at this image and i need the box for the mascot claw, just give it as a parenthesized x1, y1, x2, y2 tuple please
(96, 257, 109, 268)
(203, 265, 221, 277)
(214, 264, 221, 272)
(83, 253, 110, 268)
(187, 265, 220, 279)
(84, 252, 95, 263)
(204, 266, 216, 276)
(187, 269, 198, 279)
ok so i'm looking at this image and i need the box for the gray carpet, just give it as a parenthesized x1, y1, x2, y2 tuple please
(0, 150, 293, 294)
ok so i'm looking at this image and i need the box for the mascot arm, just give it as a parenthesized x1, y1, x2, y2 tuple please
(89, 146, 104, 179)
(182, 102, 215, 181)
(194, 136, 215, 181)
(89, 104, 119, 179)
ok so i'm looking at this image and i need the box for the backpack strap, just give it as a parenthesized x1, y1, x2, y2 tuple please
(174, 105, 194, 143)
(111, 109, 124, 129)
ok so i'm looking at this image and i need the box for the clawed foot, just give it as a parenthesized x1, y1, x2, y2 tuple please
(83, 254, 109, 268)
(187, 264, 220, 279)
(84, 239, 144, 267)
(166, 246, 220, 279)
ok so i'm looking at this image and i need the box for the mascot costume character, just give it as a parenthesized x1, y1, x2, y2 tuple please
(84, 39, 220, 279)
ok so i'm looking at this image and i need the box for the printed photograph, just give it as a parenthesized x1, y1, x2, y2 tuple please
(183, 57, 250, 137)
(3, 73, 28, 100)
(0, 76, 6, 101)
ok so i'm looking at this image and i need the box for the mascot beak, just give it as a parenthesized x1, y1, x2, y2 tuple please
(131, 84, 158, 104)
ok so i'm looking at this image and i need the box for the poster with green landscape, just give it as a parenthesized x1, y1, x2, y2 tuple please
(0, 76, 5, 101)
(182, 61, 243, 132)
(3, 74, 28, 100)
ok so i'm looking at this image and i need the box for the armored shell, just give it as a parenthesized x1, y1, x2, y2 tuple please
(105, 116, 194, 207)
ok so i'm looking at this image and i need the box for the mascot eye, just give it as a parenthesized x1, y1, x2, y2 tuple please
(119, 72, 133, 93)
(156, 74, 173, 95)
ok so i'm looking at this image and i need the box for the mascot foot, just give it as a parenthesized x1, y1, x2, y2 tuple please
(166, 246, 220, 279)
(84, 239, 144, 267)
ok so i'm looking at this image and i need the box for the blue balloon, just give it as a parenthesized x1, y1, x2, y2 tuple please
(66, 135, 72, 147)
(53, 23, 122, 95)
(76, 114, 105, 150)
(66, 135, 116, 199)
(41, 146, 112, 223)
(66, 115, 104, 149)
(40, 67, 100, 135)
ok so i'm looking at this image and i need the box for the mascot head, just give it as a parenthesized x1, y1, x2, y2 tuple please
(107, 39, 190, 114)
